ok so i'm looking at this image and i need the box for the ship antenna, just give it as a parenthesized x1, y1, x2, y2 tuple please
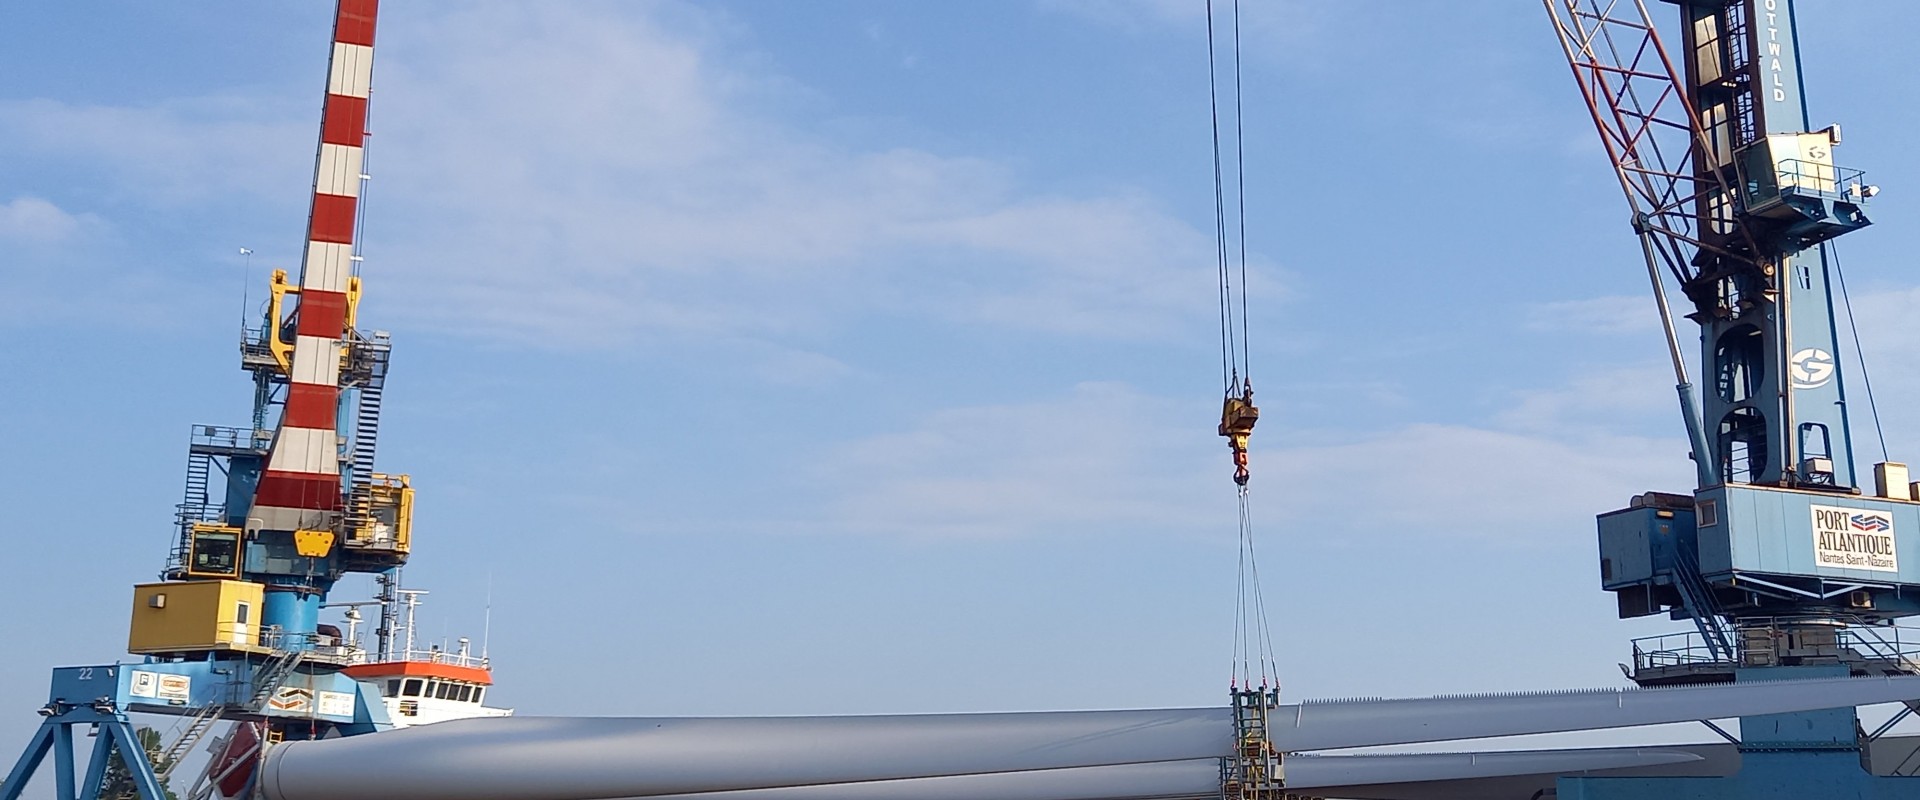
(482, 571, 493, 663)
(238, 247, 252, 334)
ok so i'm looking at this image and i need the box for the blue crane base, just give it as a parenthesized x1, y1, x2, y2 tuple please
(1559, 745, 1918, 799)
(1, 701, 166, 800)
(1561, 672, 1919, 800)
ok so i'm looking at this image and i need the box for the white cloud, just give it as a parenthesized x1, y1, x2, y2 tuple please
(0, 197, 89, 245)
(748, 344, 859, 388)
(1262, 423, 1689, 542)
(806, 380, 1690, 542)
(1495, 363, 1675, 434)
(810, 382, 1217, 539)
(1525, 295, 1657, 334)
(349, 2, 1223, 345)
(0, 3, 1246, 349)
(857, 19, 920, 69)
(1036, 0, 1206, 30)
(1033, 0, 1328, 65)
(0, 196, 128, 324)
(1510, 285, 1920, 482)
(0, 195, 208, 329)
(1845, 286, 1920, 461)
(1037, 0, 1314, 38)
(0, 97, 308, 206)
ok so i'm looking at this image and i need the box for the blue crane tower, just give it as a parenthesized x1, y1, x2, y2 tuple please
(1547, 0, 1920, 795)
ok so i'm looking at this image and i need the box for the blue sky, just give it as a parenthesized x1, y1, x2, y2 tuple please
(4, 0, 1920, 758)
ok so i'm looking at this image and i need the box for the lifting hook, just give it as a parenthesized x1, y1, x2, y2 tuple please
(1218, 379, 1259, 486)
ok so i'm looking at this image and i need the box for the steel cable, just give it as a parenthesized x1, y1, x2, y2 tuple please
(1829, 240, 1890, 462)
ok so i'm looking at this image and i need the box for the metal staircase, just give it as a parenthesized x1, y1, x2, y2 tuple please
(247, 648, 307, 710)
(1671, 548, 1737, 663)
(151, 646, 304, 782)
(345, 332, 391, 526)
(183, 450, 212, 511)
(154, 703, 224, 781)
(144, 654, 301, 795)
(168, 450, 218, 574)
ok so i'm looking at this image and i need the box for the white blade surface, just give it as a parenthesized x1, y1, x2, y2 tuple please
(260, 676, 1920, 800)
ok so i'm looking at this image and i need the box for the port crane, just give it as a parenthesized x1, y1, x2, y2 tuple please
(0, 3, 506, 799)
(1546, 0, 1920, 794)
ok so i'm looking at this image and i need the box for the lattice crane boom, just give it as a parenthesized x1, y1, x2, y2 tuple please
(1546, 0, 1766, 294)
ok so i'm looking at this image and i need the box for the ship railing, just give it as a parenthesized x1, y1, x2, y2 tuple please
(311, 637, 369, 665)
(236, 637, 488, 670)
(387, 647, 491, 670)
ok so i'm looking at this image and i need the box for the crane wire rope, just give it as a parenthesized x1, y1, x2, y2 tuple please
(1231, 0, 1251, 385)
(1231, 489, 1277, 689)
(1206, 0, 1238, 396)
(1206, 0, 1275, 690)
(1828, 240, 1890, 462)
(1237, 487, 1277, 687)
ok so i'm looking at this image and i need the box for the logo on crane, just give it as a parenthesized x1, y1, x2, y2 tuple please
(1852, 513, 1892, 533)
(1790, 348, 1835, 389)
(268, 687, 314, 712)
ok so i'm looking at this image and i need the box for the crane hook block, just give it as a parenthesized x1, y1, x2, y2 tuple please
(1219, 388, 1259, 486)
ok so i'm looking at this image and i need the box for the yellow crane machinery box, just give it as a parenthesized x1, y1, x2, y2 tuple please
(128, 580, 269, 655)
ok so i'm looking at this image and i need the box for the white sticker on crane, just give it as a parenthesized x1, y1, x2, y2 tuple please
(1811, 504, 1898, 573)
(318, 691, 355, 717)
(1790, 348, 1835, 389)
(157, 674, 192, 702)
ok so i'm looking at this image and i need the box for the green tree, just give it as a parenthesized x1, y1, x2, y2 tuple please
(96, 726, 178, 800)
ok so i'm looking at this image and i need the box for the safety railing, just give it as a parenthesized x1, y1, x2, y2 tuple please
(167, 507, 232, 576)
(1631, 631, 1726, 670)
(188, 425, 274, 452)
(1843, 625, 1920, 671)
(257, 627, 367, 666)
(240, 324, 275, 351)
(1631, 621, 1920, 673)
(1738, 153, 1870, 209)
(1773, 158, 1866, 198)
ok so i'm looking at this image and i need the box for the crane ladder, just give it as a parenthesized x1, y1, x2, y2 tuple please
(154, 704, 225, 781)
(345, 332, 392, 528)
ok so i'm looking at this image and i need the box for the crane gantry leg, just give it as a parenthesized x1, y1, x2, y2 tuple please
(1, 699, 167, 800)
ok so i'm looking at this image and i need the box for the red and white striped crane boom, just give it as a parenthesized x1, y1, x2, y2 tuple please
(249, 0, 379, 536)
